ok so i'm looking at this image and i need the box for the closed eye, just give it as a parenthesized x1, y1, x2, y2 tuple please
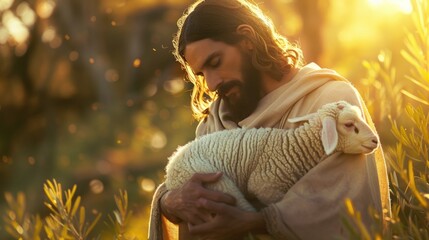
(193, 54, 221, 77)
(209, 56, 221, 68)
(344, 122, 359, 133)
(354, 127, 359, 134)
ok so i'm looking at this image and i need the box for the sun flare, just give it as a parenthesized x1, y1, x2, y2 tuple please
(368, 0, 412, 14)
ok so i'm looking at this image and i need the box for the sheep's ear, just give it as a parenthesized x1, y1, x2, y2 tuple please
(288, 112, 317, 123)
(321, 116, 338, 155)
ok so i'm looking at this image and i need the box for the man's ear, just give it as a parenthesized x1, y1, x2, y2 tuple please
(236, 24, 255, 50)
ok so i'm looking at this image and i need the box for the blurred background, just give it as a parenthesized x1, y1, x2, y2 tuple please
(0, 0, 420, 238)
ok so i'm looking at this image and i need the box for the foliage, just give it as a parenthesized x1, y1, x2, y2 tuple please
(107, 189, 133, 239)
(43, 179, 102, 239)
(344, 0, 429, 238)
(3, 192, 43, 240)
(3, 179, 136, 239)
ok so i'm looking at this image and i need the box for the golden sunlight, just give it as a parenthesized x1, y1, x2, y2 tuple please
(0, 26, 8, 44)
(2, 10, 29, 44)
(368, 0, 412, 14)
(0, 0, 13, 12)
(140, 178, 155, 192)
(16, 2, 36, 27)
(36, 0, 55, 19)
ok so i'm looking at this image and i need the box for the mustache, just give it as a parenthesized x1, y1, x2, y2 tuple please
(217, 80, 242, 97)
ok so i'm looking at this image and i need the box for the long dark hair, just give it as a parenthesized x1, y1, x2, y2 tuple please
(173, 0, 304, 121)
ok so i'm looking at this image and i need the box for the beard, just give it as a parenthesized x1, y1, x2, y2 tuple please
(218, 54, 261, 122)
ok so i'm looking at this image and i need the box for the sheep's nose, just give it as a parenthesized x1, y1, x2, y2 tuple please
(372, 138, 379, 145)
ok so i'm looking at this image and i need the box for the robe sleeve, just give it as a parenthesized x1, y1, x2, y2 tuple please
(148, 183, 180, 240)
(260, 81, 390, 239)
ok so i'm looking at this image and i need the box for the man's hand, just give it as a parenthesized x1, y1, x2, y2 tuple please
(188, 199, 266, 240)
(160, 172, 236, 225)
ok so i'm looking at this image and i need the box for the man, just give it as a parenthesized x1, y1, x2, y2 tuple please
(149, 0, 390, 239)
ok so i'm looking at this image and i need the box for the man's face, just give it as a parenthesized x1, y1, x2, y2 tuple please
(184, 39, 261, 121)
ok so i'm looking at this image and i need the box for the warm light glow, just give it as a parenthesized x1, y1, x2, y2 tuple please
(2, 10, 29, 44)
(36, 0, 55, 19)
(368, 0, 383, 6)
(151, 131, 167, 149)
(0, 0, 14, 11)
(368, 0, 412, 14)
(69, 51, 79, 61)
(140, 178, 155, 192)
(41, 26, 55, 43)
(49, 36, 61, 48)
(15, 225, 24, 235)
(89, 179, 104, 194)
(105, 69, 119, 82)
(0, 26, 9, 44)
(133, 58, 141, 68)
(14, 42, 27, 56)
(163, 77, 185, 94)
(16, 2, 36, 27)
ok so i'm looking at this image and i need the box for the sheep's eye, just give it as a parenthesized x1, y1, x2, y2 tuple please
(345, 122, 354, 128)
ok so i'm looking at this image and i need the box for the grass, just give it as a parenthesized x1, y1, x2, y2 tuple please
(344, 0, 429, 238)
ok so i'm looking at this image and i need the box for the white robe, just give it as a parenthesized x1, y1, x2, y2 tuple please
(148, 63, 391, 239)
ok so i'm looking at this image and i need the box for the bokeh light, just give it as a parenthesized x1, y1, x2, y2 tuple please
(89, 179, 104, 194)
(2, 10, 29, 44)
(163, 77, 185, 94)
(150, 131, 167, 149)
(16, 2, 36, 27)
(36, 0, 55, 19)
(140, 178, 155, 192)
(368, 0, 412, 13)
(0, 0, 14, 12)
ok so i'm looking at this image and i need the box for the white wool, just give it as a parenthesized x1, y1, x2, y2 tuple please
(165, 101, 379, 211)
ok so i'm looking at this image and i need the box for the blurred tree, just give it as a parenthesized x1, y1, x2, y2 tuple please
(0, 0, 194, 227)
(293, 0, 330, 63)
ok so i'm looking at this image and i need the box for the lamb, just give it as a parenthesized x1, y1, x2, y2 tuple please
(165, 101, 379, 211)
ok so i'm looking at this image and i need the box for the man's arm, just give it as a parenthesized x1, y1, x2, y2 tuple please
(160, 172, 237, 225)
(160, 172, 268, 239)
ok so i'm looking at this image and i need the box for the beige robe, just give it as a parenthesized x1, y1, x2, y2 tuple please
(148, 63, 391, 239)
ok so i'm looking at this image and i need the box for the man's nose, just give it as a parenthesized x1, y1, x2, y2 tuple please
(205, 72, 223, 92)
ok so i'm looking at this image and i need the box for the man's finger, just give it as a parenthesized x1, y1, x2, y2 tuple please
(197, 198, 232, 214)
(188, 220, 216, 235)
(199, 189, 236, 206)
(186, 213, 208, 225)
(190, 172, 223, 183)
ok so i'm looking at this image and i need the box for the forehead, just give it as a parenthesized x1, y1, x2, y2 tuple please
(184, 39, 233, 71)
(339, 106, 364, 120)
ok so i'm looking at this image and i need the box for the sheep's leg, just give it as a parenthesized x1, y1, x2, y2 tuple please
(205, 175, 256, 212)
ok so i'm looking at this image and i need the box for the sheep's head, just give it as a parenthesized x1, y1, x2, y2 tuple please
(289, 101, 379, 155)
(330, 101, 379, 155)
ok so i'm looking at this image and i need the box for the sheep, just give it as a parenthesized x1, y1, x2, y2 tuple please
(165, 101, 379, 211)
